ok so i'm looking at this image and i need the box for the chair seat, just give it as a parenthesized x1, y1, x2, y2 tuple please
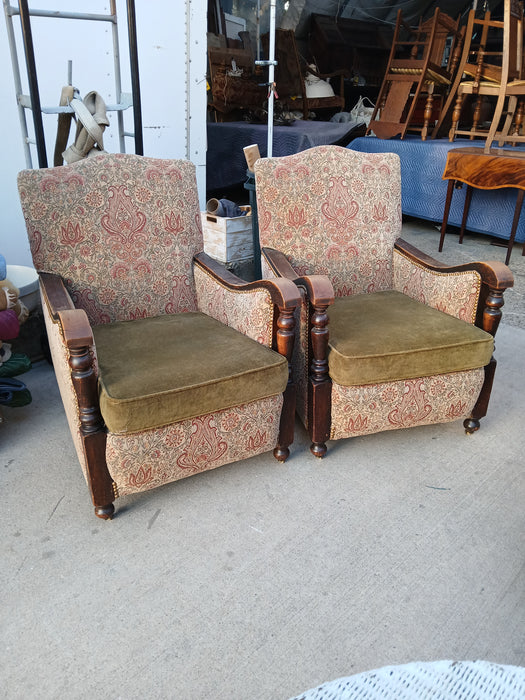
(93, 312, 288, 434)
(328, 290, 494, 386)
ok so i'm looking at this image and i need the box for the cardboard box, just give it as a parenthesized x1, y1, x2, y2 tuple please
(201, 206, 253, 264)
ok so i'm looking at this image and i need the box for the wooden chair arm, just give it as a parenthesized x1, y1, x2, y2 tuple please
(395, 238, 514, 290)
(395, 237, 513, 336)
(262, 248, 335, 306)
(194, 251, 301, 309)
(39, 271, 75, 315)
(39, 272, 94, 348)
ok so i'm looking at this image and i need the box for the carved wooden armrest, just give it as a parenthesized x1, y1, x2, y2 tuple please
(39, 272, 111, 514)
(394, 238, 514, 336)
(262, 246, 333, 445)
(39, 272, 94, 347)
(194, 252, 301, 363)
(194, 252, 300, 310)
(262, 247, 335, 307)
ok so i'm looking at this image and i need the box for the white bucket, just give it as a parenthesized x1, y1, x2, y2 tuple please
(6, 265, 40, 312)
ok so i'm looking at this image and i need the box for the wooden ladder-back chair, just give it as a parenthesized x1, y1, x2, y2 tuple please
(17, 154, 300, 519)
(255, 146, 513, 458)
(437, 0, 524, 150)
(366, 8, 463, 140)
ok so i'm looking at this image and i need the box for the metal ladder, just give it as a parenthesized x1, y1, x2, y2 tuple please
(3, 0, 143, 168)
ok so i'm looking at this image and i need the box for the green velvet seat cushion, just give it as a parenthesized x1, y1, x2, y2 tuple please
(93, 312, 288, 434)
(328, 290, 493, 386)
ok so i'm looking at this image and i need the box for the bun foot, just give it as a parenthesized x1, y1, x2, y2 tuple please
(94, 503, 115, 520)
(464, 418, 480, 434)
(273, 446, 290, 462)
(310, 442, 327, 458)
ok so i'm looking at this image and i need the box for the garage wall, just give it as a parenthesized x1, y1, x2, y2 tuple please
(0, 0, 207, 266)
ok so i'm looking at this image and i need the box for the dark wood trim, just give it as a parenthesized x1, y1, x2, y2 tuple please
(262, 247, 336, 456)
(395, 238, 514, 332)
(308, 300, 332, 458)
(273, 306, 296, 462)
(194, 251, 300, 309)
(465, 357, 497, 433)
(39, 272, 75, 316)
(395, 238, 514, 289)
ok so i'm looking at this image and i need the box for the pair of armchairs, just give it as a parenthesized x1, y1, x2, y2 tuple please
(18, 148, 513, 519)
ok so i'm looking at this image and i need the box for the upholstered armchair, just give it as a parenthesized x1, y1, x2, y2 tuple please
(18, 154, 300, 518)
(254, 145, 513, 457)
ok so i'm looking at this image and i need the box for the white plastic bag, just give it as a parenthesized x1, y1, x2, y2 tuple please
(350, 95, 375, 126)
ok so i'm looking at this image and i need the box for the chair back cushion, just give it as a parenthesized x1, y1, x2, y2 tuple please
(93, 312, 288, 434)
(328, 290, 494, 385)
(255, 145, 402, 296)
(17, 154, 202, 324)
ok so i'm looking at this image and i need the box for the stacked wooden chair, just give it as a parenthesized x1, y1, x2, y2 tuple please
(366, 8, 464, 140)
(434, 0, 525, 151)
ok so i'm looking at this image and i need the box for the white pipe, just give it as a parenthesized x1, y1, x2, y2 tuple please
(267, 0, 276, 157)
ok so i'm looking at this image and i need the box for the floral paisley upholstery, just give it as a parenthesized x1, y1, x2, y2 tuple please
(255, 144, 503, 447)
(256, 145, 402, 296)
(194, 264, 274, 346)
(393, 249, 481, 322)
(107, 395, 283, 496)
(330, 369, 485, 440)
(18, 154, 299, 518)
(18, 154, 200, 324)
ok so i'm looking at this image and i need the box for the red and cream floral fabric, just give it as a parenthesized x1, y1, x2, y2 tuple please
(106, 395, 283, 496)
(194, 264, 274, 346)
(393, 249, 481, 323)
(255, 145, 402, 297)
(330, 368, 485, 440)
(256, 146, 488, 439)
(18, 154, 202, 324)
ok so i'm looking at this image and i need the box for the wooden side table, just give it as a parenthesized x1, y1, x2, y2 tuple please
(439, 146, 525, 265)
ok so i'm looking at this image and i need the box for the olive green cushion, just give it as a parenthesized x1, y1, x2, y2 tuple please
(328, 290, 494, 386)
(93, 312, 288, 434)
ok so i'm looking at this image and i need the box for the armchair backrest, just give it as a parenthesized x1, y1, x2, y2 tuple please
(255, 146, 402, 296)
(17, 153, 202, 325)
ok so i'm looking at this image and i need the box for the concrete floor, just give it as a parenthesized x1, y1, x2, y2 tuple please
(1, 220, 524, 699)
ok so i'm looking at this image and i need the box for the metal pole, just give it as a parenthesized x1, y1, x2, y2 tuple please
(267, 0, 276, 157)
(18, 0, 47, 167)
(126, 0, 143, 155)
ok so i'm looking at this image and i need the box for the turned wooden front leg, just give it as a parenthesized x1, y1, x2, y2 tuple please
(274, 306, 296, 462)
(69, 344, 114, 519)
(472, 96, 483, 138)
(465, 286, 506, 433)
(482, 286, 505, 337)
(308, 301, 331, 458)
(421, 85, 434, 141)
(450, 93, 464, 140)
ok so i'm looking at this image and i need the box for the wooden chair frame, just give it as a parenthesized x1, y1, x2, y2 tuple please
(367, 8, 463, 140)
(435, 0, 524, 150)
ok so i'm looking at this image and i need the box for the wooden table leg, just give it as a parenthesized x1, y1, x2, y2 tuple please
(506, 188, 525, 265)
(439, 179, 455, 252)
(459, 185, 473, 245)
